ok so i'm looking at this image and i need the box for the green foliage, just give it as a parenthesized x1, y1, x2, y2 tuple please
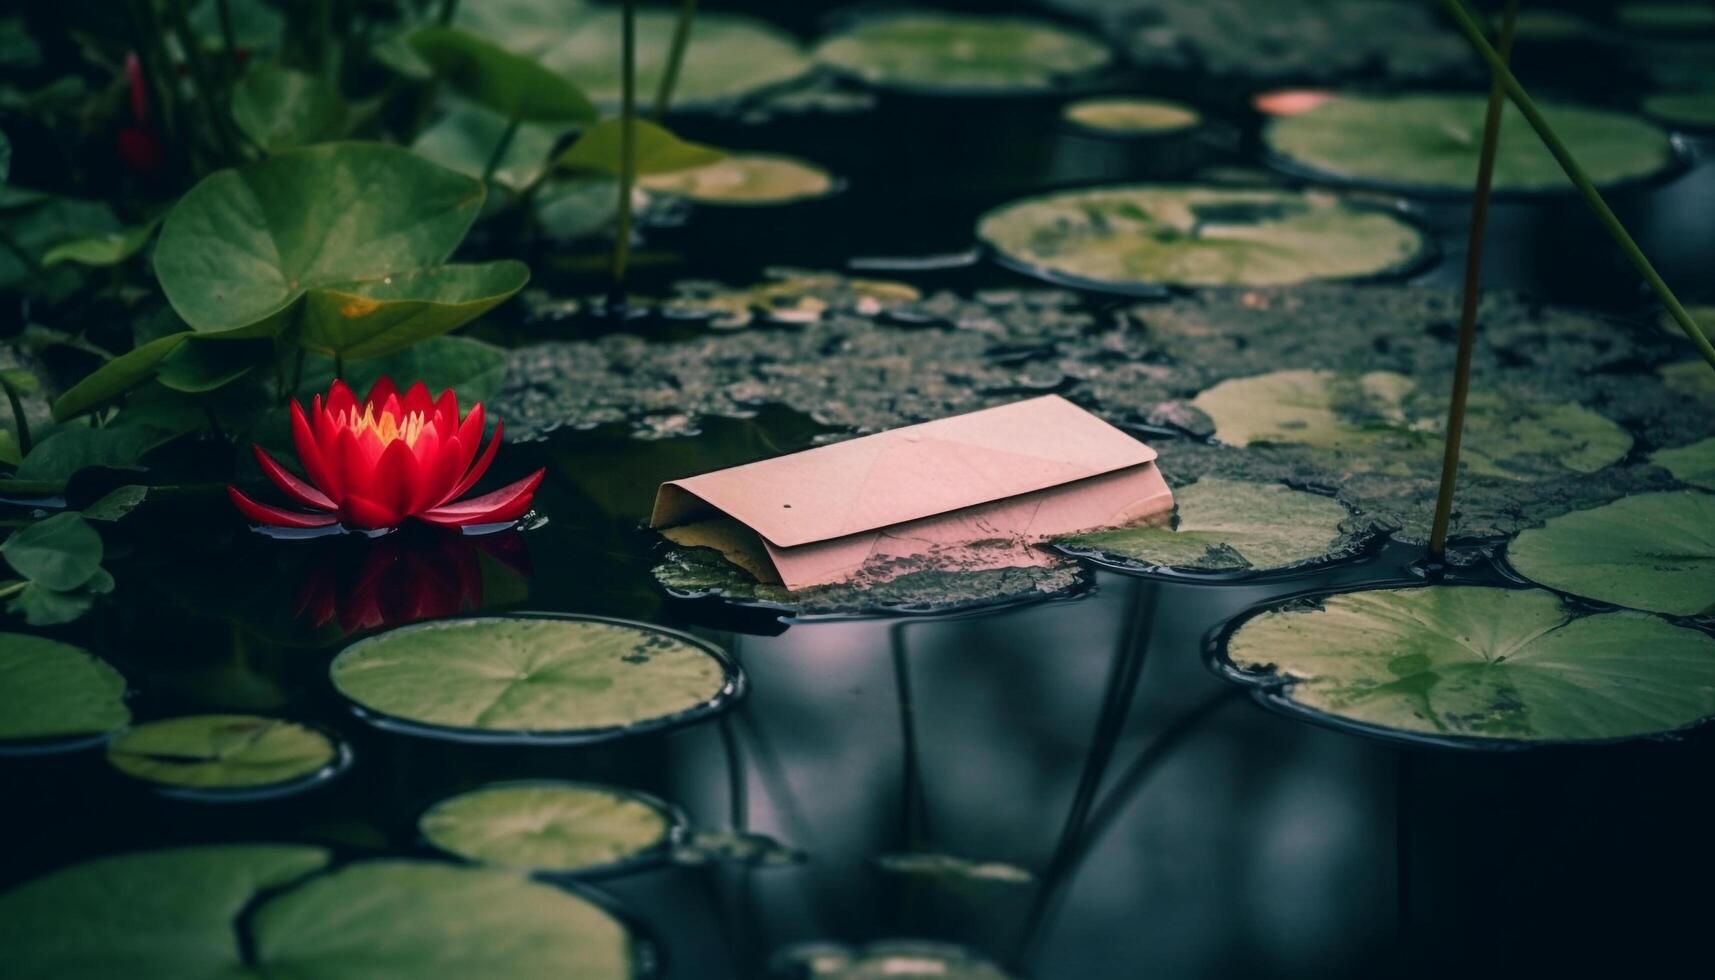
(230, 63, 348, 152)
(557, 118, 725, 177)
(409, 26, 597, 123)
(39, 216, 161, 269)
(413, 104, 569, 191)
(1, 512, 113, 626)
(0, 634, 130, 741)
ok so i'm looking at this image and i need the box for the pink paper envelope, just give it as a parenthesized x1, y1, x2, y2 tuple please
(649, 395, 1175, 590)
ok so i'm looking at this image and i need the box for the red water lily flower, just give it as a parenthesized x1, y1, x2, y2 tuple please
(229, 378, 544, 531)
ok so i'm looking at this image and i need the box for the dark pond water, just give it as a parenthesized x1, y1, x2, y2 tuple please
(7, 2, 1715, 977)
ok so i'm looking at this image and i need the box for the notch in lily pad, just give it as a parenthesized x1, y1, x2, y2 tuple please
(152, 142, 528, 359)
(1215, 585, 1715, 748)
(329, 614, 744, 744)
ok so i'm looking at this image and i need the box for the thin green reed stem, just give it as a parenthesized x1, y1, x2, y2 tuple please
(482, 111, 522, 182)
(1, 372, 33, 456)
(1429, 0, 1517, 561)
(1441, 0, 1715, 374)
(437, 0, 459, 27)
(653, 0, 699, 119)
(165, 0, 242, 161)
(612, 0, 638, 298)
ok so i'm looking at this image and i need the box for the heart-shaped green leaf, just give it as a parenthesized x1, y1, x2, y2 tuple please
(0, 633, 130, 741)
(556, 118, 725, 177)
(153, 142, 488, 337)
(298, 260, 528, 359)
(410, 26, 596, 123)
(39, 215, 160, 268)
(155, 337, 267, 393)
(412, 104, 569, 192)
(14, 424, 171, 484)
(230, 63, 348, 152)
(2, 512, 102, 591)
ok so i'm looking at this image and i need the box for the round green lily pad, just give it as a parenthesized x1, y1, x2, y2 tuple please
(1222, 586, 1715, 745)
(639, 153, 837, 206)
(1653, 437, 1715, 489)
(0, 634, 129, 747)
(813, 11, 1111, 94)
(976, 186, 1426, 293)
(1191, 369, 1632, 480)
(1062, 97, 1200, 135)
(1264, 93, 1677, 194)
(329, 615, 741, 742)
(542, 11, 811, 110)
(1058, 478, 1359, 574)
(106, 714, 342, 795)
(0, 845, 640, 979)
(1643, 91, 1715, 129)
(421, 780, 680, 874)
(1506, 491, 1715, 617)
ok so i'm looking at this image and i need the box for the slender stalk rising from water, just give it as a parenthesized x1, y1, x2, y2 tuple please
(1441, 0, 1715, 374)
(1429, 0, 1517, 561)
(654, 0, 700, 119)
(612, 0, 638, 303)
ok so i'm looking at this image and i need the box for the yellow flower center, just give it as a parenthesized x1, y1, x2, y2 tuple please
(342, 406, 428, 448)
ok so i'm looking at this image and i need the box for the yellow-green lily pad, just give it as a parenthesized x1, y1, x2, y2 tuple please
(0, 634, 129, 745)
(105, 714, 342, 793)
(1506, 491, 1715, 617)
(421, 780, 680, 874)
(814, 11, 1110, 94)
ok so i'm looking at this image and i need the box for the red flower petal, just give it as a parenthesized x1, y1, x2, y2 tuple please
(253, 445, 335, 511)
(340, 493, 402, 530)
(434, 389, 460, 431)
(327, 380, 359, 418)
(403, 382, 434, 417)
(368, 438, 420, 520)
(228, 486, 339, 528)
(332, 426, 370, 503)
(451, 402, 485, 476)
(444, 419, 503, 505)
(366, 376, 398, 409)
(419, 469, 544, 527)
(290, 401, 339, 498)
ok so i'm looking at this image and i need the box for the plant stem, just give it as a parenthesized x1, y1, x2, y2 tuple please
(482, 111, 522, 183)
(437, 0, 459, 27)
(1428, 0, 1517, 562)
(0, 373, 33, 456)
(333, 352, 345, 381)
(0, 581, 28, 600)
(612, 0, 638, 301)
(165, 0, 242, 162)
(653, 0, 699, 119)
(215, 0, 239, 80)
(1441, 0, 1715, 374)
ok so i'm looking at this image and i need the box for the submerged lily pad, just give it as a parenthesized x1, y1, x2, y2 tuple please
(653, 544, 1089, 618)
(542, 11, 811, 110)
(329, 616, 739, 741)
(0, 634, 129, 744)
(153, 143, 498, 339)
(1653, 438, 1715, 489)
(1191, 369, 1632, 481)
(640, 153, 836, 205)
(0, 845, 639, 979)
(106, 714, 341, 792)
(1643, 92, 1715, 129)
(874, 852, 1034, 884)
(1058, 478, 1358, 573)
(1222, 586, 1715, 744)
(421, 781, 679, 873)
(1506, 491, 1715, 617)
(976, 186, 1426, 292)
(1264, 94, 1676, 194)
(814, 11, 1111, 94)
(1062, 96, 1200, 134)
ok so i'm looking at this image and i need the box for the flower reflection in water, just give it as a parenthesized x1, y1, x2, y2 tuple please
(292, 529, 532, 635)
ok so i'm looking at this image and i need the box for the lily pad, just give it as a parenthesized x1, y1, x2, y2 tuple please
(3, 511, 103, 589)
(106, 714, 342, 793)
(0, 845, 640, 979)
(1653, 438, 1715, 489)
(1191, 369, 1632, 480)
(1661, 359, 1715, 401)
(1619, 3, 1715, 32)
(1222, 586, 1715, 744)
(664, 270, 921, 328)
(557, 118, 725, 177)
(153, 143, 495, 338)
(1058, 478, 1358, 573)
(672, 830, 806, 867)
(1062, 96, 1200, 134)
(410, 26, 596, 123)
(329, 615, 740, 742)
(1506, 491, 1715, 617)
(813, 11, 1110, 94)
(639, 153, 836, 206)
(296, 259, 529, 360)
(230, 63, 348, 152)
(0, 634, 129, 744)
(541, 11, 811, 111)
(1643, 92, 1715, 129)
(412, 104, 568, 192)
(874, 852, 1033, 884)
(976, 186, 1427, 292)
(770, 940, 1015, 979)
(1264, 93, 1677, 194)
(420, 780, 679, 873)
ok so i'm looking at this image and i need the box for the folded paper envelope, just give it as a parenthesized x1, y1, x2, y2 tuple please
(649, 395, 1175, 590)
